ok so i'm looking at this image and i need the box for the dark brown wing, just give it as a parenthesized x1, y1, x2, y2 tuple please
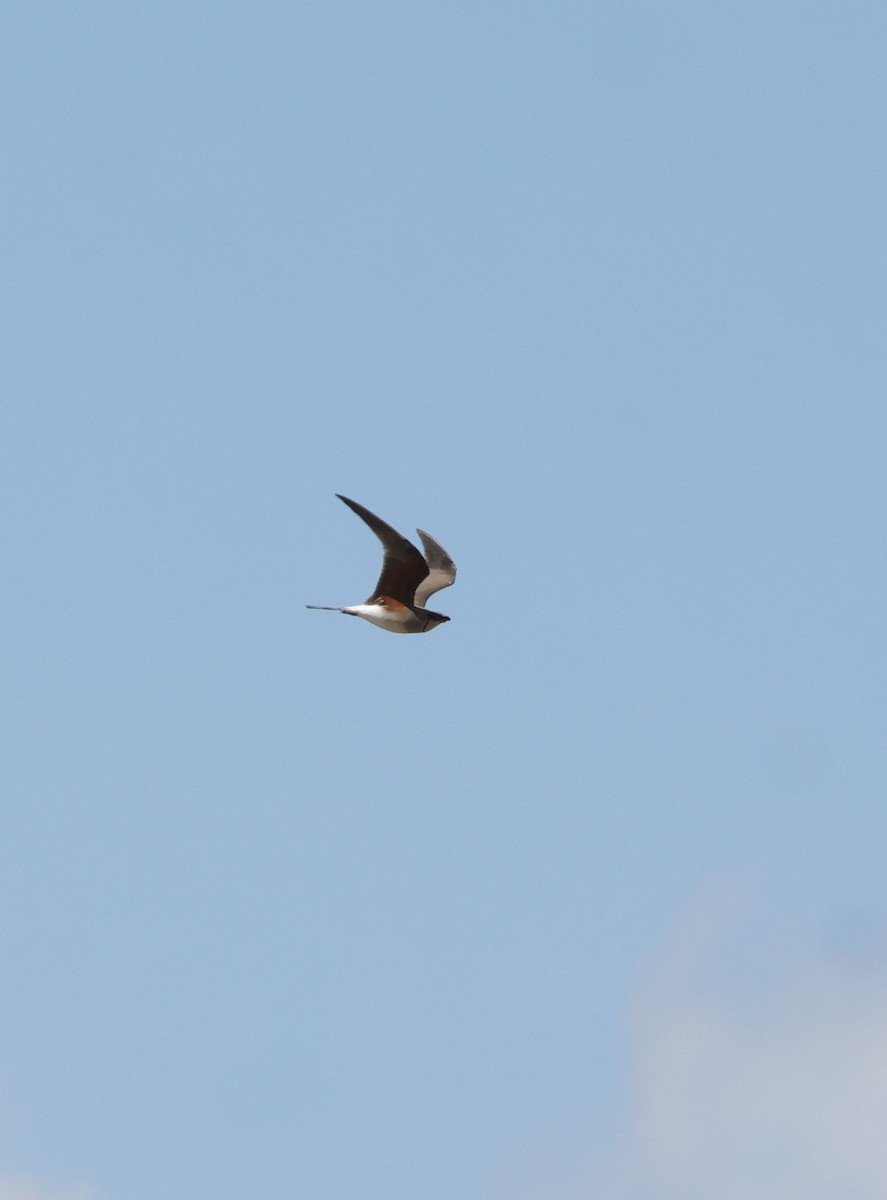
(336, 495, 429, 605)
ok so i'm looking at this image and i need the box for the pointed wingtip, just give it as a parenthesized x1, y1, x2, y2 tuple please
(416, 528, 455, 567)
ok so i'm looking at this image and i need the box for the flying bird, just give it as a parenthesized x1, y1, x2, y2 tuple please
(307, 495, 457, 634)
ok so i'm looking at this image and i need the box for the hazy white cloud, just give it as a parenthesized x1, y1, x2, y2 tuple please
(493, 891, 887, 1200)
(0, 1180, 94, 1200)
(622, 908, 887, 1199)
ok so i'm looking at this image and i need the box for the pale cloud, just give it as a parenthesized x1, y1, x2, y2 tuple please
(624, 904, 887, 1200)
(0, 1180, 94, 1200)
(490, 892, 887, 1200)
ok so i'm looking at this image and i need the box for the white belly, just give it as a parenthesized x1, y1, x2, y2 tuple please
(343, 603, 419, 633)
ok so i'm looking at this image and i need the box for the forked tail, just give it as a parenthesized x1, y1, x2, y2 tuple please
(306, 605, 345, 611)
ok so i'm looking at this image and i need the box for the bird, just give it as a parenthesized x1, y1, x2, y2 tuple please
(307, 494, 456, 634)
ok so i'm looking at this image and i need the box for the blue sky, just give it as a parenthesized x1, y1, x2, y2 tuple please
(3, 2, 887, 1198)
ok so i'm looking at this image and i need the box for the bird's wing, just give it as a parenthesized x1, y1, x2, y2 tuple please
(414, 530, 457, 607)
(336, 494, 429, 605)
